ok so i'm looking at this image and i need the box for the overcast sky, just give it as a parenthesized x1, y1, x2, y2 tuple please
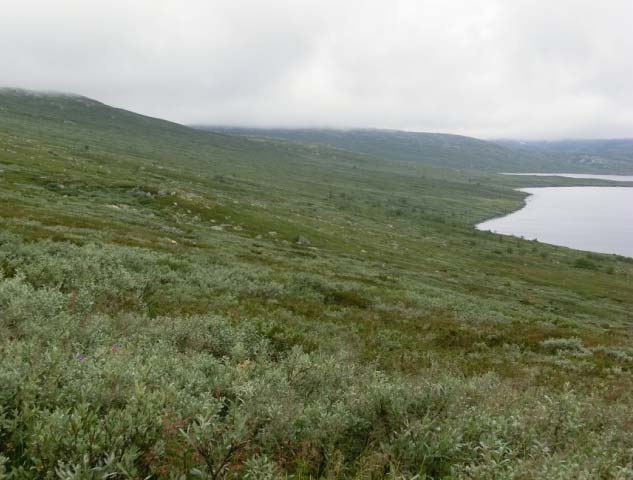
(2, 0, 633, 139)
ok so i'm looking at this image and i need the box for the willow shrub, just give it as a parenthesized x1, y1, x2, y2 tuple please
(1, 235, 633, 478)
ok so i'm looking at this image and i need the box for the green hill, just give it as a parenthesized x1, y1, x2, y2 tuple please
(2, 88, 633, 478)
(200, 126, 631, 173)
(497, 138, 633, 173)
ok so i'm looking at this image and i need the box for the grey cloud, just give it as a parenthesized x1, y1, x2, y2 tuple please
(1, 0, 632, 139)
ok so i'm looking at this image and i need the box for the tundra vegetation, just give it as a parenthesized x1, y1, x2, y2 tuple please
(1, 88, 633, 478)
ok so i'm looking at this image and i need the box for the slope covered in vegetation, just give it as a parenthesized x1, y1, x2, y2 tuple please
(201, 126, 633, 173)
(497, 138, 633, 173)
(2, 88, 633, 478)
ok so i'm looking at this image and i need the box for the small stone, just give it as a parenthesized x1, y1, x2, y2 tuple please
(296, 235, 311, 245)
(161, 225, 184, 235)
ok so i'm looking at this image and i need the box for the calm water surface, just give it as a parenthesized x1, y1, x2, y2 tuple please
(478, 183, 633, 257)
(502, 173, 633, 182)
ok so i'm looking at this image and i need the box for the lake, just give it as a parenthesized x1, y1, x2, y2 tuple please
(478, 176, 633, 257)
(502, 173, 633, 182)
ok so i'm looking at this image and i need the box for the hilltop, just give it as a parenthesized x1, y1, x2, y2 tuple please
(2, 88, 633, 478)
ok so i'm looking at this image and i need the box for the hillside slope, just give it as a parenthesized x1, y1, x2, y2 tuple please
(2, 89, 633, 478)
(497, 138, 633, 173)
(200, 126, 624, 172)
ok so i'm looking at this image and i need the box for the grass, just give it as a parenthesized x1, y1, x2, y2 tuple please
(1, 88, 633, 478)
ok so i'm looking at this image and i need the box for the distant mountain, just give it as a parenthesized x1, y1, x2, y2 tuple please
(0, 87, 249, 156)
(196, 127, 633, 173)
(495, 139, 633, 173)
(195, 127, 535, 171)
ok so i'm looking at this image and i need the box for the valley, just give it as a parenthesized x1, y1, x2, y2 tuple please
(2, 88, 633, 478)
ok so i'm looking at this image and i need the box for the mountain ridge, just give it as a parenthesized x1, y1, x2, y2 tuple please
(197, 126, 633, 173)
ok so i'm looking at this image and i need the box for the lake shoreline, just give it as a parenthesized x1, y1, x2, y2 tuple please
(477, 174, 633, 258)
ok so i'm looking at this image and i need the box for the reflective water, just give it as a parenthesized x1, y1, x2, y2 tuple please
(477, 186, 633, 257)
(502, 173, 633, 182)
